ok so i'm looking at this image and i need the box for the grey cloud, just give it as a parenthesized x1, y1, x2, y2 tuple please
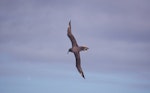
(0, 1, 150, 90)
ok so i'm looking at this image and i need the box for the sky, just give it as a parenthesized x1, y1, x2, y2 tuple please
(0, 0, 150, 93)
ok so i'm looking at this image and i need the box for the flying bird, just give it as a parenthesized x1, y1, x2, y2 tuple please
(67, 21, 89, 79)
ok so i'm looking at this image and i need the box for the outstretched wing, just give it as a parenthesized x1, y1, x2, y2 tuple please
(74, 52, 85, 79)
(67, 21, 78, 47)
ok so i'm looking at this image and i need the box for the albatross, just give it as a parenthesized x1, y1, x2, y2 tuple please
(67, 21, 89, 79)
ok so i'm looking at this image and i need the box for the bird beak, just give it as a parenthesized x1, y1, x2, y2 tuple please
(86, 47, 89, 50)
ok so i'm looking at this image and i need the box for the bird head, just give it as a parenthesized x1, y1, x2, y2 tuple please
(67, 48, 72, 54)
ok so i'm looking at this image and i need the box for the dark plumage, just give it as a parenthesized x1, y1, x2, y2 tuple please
(67, 20, 89, 79)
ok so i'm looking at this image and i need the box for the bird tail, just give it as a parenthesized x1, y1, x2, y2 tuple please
(79, 46, 89, 52)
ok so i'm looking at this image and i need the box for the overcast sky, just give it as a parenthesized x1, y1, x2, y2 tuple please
(0, 0, 150, 93)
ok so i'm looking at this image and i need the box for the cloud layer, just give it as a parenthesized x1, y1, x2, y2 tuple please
(0, 0, 150, 93)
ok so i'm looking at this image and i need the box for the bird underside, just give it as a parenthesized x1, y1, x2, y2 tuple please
(67, 20, 89, 79)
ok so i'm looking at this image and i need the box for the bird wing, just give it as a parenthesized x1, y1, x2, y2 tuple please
(67, 21, 78, 47)
(74, 52, 85, 79)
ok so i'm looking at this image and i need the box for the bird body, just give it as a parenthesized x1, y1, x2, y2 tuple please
(67, 20, 89, 79)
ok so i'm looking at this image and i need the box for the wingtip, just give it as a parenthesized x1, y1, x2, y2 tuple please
(82, 76, 85, 79)
(81, 72, 85, 79)
(69, 20, 71, 26)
